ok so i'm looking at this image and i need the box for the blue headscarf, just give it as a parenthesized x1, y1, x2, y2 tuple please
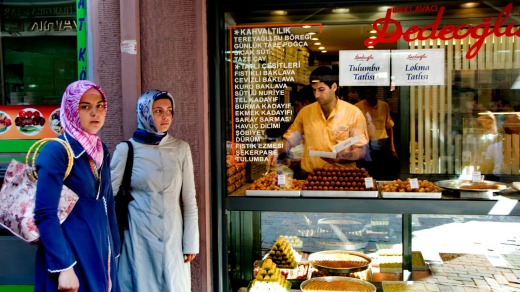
(132, 89, 175, 145)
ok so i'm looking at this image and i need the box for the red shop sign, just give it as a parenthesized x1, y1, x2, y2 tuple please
(365, 3, 520, 59)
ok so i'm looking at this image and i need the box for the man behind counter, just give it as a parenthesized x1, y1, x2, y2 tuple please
(269, 66, 369, 175)
(354, 86, 398, 180)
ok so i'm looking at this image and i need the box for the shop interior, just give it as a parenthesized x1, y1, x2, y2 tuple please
(222, 1, 520, 291)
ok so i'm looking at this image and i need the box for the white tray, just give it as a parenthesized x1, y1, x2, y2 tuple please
(381, 191, 441, 199)
(245, 190, 301, 197)
(301, 190, 378, 198)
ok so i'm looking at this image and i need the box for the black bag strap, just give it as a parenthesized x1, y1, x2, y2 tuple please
(120, 141, 134, 191)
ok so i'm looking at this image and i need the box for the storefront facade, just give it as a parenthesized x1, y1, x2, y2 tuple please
(213, 0, 520, 291)
(0, 0, 519, 291)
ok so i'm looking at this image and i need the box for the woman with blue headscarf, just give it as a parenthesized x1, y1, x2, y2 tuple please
(110, 90, 199, 291)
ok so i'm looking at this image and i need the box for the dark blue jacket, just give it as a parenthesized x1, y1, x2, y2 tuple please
(34, 133, 120, 292)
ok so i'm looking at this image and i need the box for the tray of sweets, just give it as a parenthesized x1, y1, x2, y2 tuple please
(301, 276, 376, 292)
(382, 281, 439, 292)
(279, 262, 311, 289)
(309, 265, 372, 282)
(301, 190, 378, 198)
(379, 179, 442, 199)
(308, 250, 372, 274)
(245, 190, 301, 197)
(377, 251, 427, 273)
(435, 179, 508, 192)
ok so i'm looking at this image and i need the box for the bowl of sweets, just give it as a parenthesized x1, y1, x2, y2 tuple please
(301, 276, 376, 292)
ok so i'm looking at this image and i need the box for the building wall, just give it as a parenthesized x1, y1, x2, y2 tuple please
(91, 0, 123, 151)
(139, 1, 210, 291)
(93, 0, 210, 291)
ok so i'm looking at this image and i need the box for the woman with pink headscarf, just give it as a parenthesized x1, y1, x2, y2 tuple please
(34, 80, 120, 292)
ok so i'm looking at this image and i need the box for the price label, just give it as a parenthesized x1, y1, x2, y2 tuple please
(472, 171, 482, 182)
(277, 174, 286, 186)
(410, 178, 419, 189)
(364, 177, 374, 189)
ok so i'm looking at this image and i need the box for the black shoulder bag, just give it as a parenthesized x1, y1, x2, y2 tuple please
(115, 141, 134, 242)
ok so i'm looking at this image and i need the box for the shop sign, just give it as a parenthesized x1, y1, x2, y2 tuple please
(365, 2, 520, 59)
(390, 49, 445, 86)
(27, 19, 76, 32)
(0, 105, 61, 139)
(338, 50, 390, 86)
(77, 0, 87, 80)
(1, 5, 75, 18)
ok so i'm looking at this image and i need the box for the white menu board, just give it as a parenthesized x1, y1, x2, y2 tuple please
(391, 49, 445, 86)
(338, 50, 390, 86)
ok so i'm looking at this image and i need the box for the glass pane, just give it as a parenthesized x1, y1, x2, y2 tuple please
(227, 211, 402, 290)
(224, 1, 520, 198)
(0, 1, 77, 106)
(0, 1, 77, 164)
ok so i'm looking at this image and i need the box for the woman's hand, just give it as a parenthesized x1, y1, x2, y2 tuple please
(58, 268, 79, 292)
(184, 254, 198, 263)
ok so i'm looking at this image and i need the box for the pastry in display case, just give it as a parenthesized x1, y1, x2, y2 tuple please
(377, 250, 427, 273)
(379, 179, 442, 199)
(435, 179, 510, 199)
(226, 155, 247, 193)
(382, 281, 440, 292)
(278, 235, 303, 249)
(300, 276, 376, 292)
(253, 235, 306, 289)
(265, 236, 299, 269)
(301, 167, 378, 198)
(247, 258, 292, 292)
(253, 261, 309, 289)
(308, 250, 372, 281)
(246, 172, 305, 197)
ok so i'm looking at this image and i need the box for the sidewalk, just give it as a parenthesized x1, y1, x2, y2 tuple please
(261, 213, 520, 291)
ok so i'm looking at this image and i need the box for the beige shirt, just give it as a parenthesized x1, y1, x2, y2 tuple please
(355, 99, 394, 140)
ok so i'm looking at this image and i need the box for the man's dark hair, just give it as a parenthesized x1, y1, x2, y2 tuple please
(309, 66, 338, 88)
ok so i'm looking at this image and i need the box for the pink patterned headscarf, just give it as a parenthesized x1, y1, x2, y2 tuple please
(60, 80, 107, 168)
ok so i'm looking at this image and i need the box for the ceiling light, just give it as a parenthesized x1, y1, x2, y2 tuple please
(369, 36, 376, 39)
(369, 30, 377, 34)
(318, 46, 325, 50)
(307, 32, 316, 35)
(302, 25, 311, 28)
(378, 6, 391, 12)
(332, 8, 349, 13)
(271, 10, 287, 16)
(367, 46, 374, 49)
(321, 50, 328, 53)
(311, 37, 319, 41)
(314, 42, 322, 45)
(460, 2, 479, 8)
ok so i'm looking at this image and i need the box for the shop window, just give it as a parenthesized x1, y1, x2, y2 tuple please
(223, 1, 520, 197)
(0, 1, 77, 105)
(0, 1, 77, 162)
